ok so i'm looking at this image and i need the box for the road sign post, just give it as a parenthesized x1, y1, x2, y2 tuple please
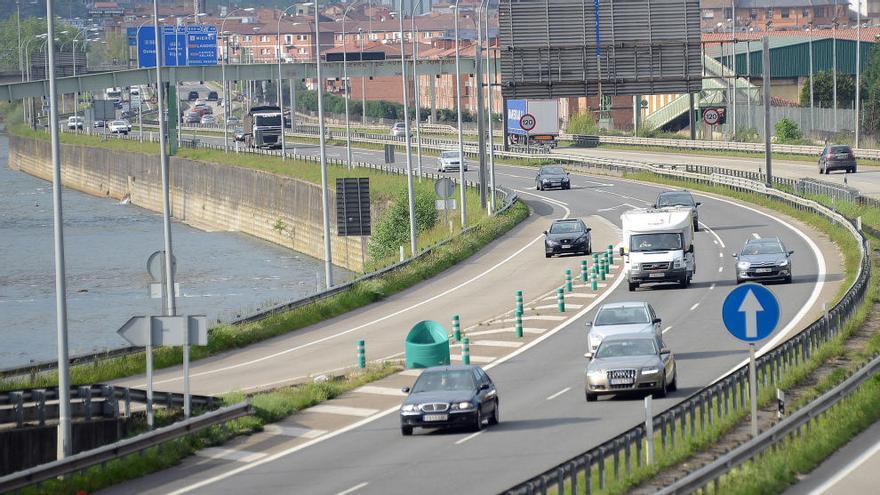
(722, 283, 781, 439)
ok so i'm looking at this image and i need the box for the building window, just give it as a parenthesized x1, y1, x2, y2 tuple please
(337, 34, 343, 41)
(285, 35, 293, 44)
(260, 35, 269, 43)
(298, 47, 307, 54)
(703, 9, 714, 19)
(750, 9, 757, 20)
(369, 33, 378, 40)
(781, 8, 789, 19)
(803, 8, 810, 18)
(724, 8, 731, 19)
(243, 35, 251, 42)
(424, 32, 431, 39)
(767, 8, 773, 19)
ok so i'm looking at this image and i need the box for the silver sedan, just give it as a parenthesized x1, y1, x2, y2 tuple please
(585, 334, 676, 402)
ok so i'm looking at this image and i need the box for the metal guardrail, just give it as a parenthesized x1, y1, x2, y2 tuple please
(0, 401, 252, 493)
(658, 352, 880, 494)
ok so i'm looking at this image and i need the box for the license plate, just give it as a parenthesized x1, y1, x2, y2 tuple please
(610, 378, 634, 386)
(649, 273, 665, 278)
(756, 268, 773, 273)
(423, 414, 448, 422)
(562, 244, 571, 249)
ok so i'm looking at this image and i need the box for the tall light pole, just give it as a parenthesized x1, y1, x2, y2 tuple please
(310, 1, 334, 288)
(359, 27, 366, 123)
(411, 0, 424, 179)
(277, 5, 298, 161)
(475, 0, 489, 209)
(808, 17, 815, 132)
(396, 1, 418, 257)
(44, 0, 72, 460)
(730, 3, 736, 135)
(453, 1, 467, 228)
(16, 1, 23, 83)
(221, 8, 254, 152)
(856, 0, 862, 148)
(151, 0, 177, 423)
(833, 17, 838, 132)
(342, 0, 362, 170)
(23, 34, 47, 127)
(484, 3, 496, 213)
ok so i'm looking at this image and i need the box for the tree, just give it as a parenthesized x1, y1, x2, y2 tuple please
(861, 44, 880, 136)
(799, 70, 857, 108)
(368, 186, 437, 261)
(0, 15, 81, 71)
(87, 31, 128, 67)
(774, 118, 802, 143)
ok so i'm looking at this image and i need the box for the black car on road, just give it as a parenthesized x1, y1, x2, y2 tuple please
(233, 128, 246, 142)
(733, 237, 793, 284)
(399, 365, 499, 436)
(535, 165, 571, 190)
(654, 190, 701, 231)
(544, 218, 592, 257)
(207, 91, 219, 101)
(187, 90, 199, 101)
(819, 144, 857, 174)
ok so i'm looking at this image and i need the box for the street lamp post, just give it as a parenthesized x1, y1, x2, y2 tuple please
(23, 34, 47, 127)
(475, 0, 489, 209)
(484, 4, 496, 213)
(359, 27, 366, 124)
(43, 0, 73, 460)
(452, 1, 467, 228)
(396, 1, 418, 257)
(808, 18, 814, 132)
(278, 5, 299, 161)
(833, 17, 838, 132)
(856, 1, 862, 148)
(221, 8, 255, 152)
(411, 0, 424, 179)
(310, 1, 334, 288)
(342, 0, 362, 169)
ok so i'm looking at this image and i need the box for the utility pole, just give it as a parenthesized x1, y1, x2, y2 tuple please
(856, 1, 861, 148)
(763, 36, 772, 188)
(475, 1, 488, 209)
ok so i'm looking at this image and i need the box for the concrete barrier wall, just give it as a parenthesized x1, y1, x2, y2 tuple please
(8, 135, 366, 272)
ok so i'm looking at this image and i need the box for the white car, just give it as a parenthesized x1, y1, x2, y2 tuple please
(390, 122, 408, 137)
(66, 116, 83, 130)
(108, 119, 131, 134)
(200, 114, 216, 125)
(584, 302, 663, 357)
(438, 150, 467, 172)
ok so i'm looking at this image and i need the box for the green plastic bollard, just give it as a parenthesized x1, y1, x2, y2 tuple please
(462, 337, 471, 365)
(565, 269, 573, 292)
(608, 244, 615, 265)
(599, 259, 607, 281)
(357, 339, 366, 369)
(591, 272, 598, 291)
(557, 288, 565, 312)
(580, 260, 588, 282)
(592, 253, 599, 265)
(452, 315, 461, 342)
(515, 310, 523, 338)
(515, 290, 523, 315)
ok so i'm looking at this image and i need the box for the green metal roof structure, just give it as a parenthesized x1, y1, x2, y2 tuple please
(709, 37, 876, 78)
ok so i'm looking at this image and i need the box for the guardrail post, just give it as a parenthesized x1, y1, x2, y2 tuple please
(570, 460, 578, 494)
(515, 311, 524, 338)
(689, 401, 696, 438)
(660, 416, 667, 450)
(598, 447, 606, 490)
(80, 386, 93, 421)
(613, 442, 620, 480)
(11, 391, 23, 427)
(557, 288, 565, 312)
(124, 388, 131, 417)
(625, 433, 633, 474)
(452, 315, 461, 342)
(723, 381, 730, 416)
(557, 467, 565, 493)
(34, 389, 46, 425)
(707, 391, 714, 427)
(699, 395, 705, 431)
(565, 269, 573, 292)
(462, 337, 470, 365)
(357, 339, 366, 369)
(581, 260, 588, 282)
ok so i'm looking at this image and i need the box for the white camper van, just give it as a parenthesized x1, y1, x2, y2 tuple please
(620, 207, 695, 291)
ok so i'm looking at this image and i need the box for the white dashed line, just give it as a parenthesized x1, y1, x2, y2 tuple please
(752, 233, 761, 239)
(546, 387, 571, 400)
(719, 252, 724, 258)
(337, 482, 369, 495)
(468, 340, 524, 349)
(454, 431, 485, 445)
(689, 303, 700, 311)
(710, 283, 716, 290)
(662, 326, 673, 334)
(718, 266, 724, 272)
(263, 425, 327, 439)
(450, 354, 496, 363)
(700, 223, 725, 248)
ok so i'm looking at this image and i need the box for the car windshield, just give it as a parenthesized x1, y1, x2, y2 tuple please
(630, 233, 682, 252)
(831, 146, 851, 154)
(441, 151, 461, 159)
(549, 221, 583, 234)
(742, 242, 784, 255)
(542, 167, 565, 175)
(255, 115, 282, 126)
(657, 193, 694, 207)
(595, 307, 650, 326)
(595, 339, 657, 358)
(411, 370, 476, 393)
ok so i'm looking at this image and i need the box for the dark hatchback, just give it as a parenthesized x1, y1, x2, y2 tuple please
(819, 144, 857, 174)
(545, 218, 592, 258)
(399, 365, 499, 436)
(535, 165, 571, 190)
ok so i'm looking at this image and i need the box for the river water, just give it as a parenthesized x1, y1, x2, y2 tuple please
(0, 132, 351, 368)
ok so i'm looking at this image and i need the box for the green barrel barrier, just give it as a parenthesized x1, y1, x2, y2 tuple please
(405, 320, 451, 369)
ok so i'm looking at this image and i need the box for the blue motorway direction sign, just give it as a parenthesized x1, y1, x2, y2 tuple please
(722, 283, 780, 343)
(137, 25, 217, 68)
(127, 27, 137, 47)
(137, 27, 158, 68)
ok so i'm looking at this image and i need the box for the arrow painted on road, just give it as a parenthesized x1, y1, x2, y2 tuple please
(738, 289, 764, 339)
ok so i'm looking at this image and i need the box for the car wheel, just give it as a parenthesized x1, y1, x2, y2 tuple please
(586, 244, 592, 256)
(694, 221, 700, 232)
(851, 167, 857, 174)
(653, 377, 668, 399)
(545, 253, 552, 258)
(668, 370, 678, 392)
(488, 400, 500, 425)
(680, 277, 689, 289)
(824, 165, 829, 175)
(628, 282, 638, 292)
(401, 426, 413, 436)
(586, 391, 597, 402)
(536, 182, 543, 191)
(472, 409, 484, 432)
(785, 274, 793, 284)
(736, 277, 743, 285)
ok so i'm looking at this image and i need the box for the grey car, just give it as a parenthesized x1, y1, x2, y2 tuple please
(585, 334, 676, 401)
(535, 165, 571, 190)
(654, 190, 701, 231)
(733, 237, 793, 284)
(585, 301, 662, 357)
(819, 144, 857, 174)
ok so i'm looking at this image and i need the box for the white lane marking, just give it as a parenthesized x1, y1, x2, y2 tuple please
(337, 482, 369, 495)
(234, 375, 308, 394)
(806, 437, 880, 495)
(599, 189, 652, 204)
(543, 292, 595, 300)
(546, 387, 571, 400)
(700, 222, 726, 248)
(752, 233, 761, 239)
(514, 188, 570, 207)
(710, 283, 716, 290)
(450, 354, 495, 363)
(690, 303, 700, 311)
(534, 303, 584, 310)
(469, 340, 524, 348)
(399, 369, 423, 376)
(195, 448, 267, 463)
(467, 327, 546, 337)
(719, 252, 724, 258)
(354, 385, 408, 397)
(262, 425, 327, 439)
(307, 405, 379, 417)
(455, 431, 485, 445)
(499, 173, 528, 179)
(500, 315, 567, 323)
(147, 196, 570, 387)
(169, 255, 628, 495)
(662, 326, 673, 334)
(713, 240, 718, 246)
(597, 203, 639, 212)
(718, 266, 724, 272)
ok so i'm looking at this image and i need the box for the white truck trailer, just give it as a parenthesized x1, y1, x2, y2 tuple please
(620, 207, 696, 291)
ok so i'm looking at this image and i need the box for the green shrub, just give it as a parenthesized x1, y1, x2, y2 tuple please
(368, 186, 438, 260)
(733, 127, 760, 143)
(567, 112, 599, 135)
(775, 118, 802, 143)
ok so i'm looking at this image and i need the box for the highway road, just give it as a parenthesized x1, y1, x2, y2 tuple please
(101, 132, 843, 494)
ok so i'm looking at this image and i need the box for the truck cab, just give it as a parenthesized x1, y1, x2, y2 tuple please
(621, 207, 695, 291)
(244, 106, 283, 149)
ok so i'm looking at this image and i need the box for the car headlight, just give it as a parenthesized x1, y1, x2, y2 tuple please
(673, 258, 684, 269)
(641, 367, 660, 375)
(737, 261, 751, 270)
(562, 177, 570, 182)
(401, 404, 419, 412)
(546, 239, 559, 246)
(779, 260, 789, 267)
(453, 401, 474, 410)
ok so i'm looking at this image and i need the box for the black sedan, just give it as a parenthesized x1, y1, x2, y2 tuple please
(535, 165, 571, 190)
(399, 365, 499, 436)
(233, 128, 246, 142)
(545, 218, 592, 258)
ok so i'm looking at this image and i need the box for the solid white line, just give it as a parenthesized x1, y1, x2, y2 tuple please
(195, 448, 267, 463)
(354, 385, 408, 397)
(662, 326, 673, 334)
(307, 405, 379, 417)
(719, 252, 724, 258)
(718, 266, 724, 272)
(469, 340, 524, 348)
(806, 437, 880, 495)
(710, 283, 716, 290)
(466, 327, 545, 337)
(513, 188, 570, 207)
(399, 369, 423, 376)
(690, 303, 700, 311)
(501, 315, 567, 323)
(700, 222, 725, 248)
(337, 482, 369, 495)
(546, 387, 571, 400)
(752, 232, 761, 239)
(262, 425, 327, 439)
(534, 303, 584, 310)
(450, 354, 495, 363)
(168, 260, 629, 495)
(454, 431, 485, 445)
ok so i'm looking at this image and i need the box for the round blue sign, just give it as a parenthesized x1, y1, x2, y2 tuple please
(721, 283, 780, 343)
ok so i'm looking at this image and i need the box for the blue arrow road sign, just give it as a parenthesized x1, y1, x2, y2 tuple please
(722, 283, 780, 342)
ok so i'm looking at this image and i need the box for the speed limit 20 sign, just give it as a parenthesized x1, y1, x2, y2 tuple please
(519, 113, 537, 131)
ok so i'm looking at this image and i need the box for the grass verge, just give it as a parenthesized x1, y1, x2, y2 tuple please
(0, 200, 529, 391)
(21, 363, 399, 495)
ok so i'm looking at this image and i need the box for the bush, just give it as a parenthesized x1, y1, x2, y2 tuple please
(368, 186, 438, 259)
(774, 118, 802, 143)
(567, 112, 599, 135)
(732, 127, 760, 143)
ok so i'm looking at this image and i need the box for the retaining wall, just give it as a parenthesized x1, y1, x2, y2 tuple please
(8, 135, 367, 272)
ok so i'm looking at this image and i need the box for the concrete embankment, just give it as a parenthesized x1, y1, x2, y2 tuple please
(8, 135, 367, 272)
